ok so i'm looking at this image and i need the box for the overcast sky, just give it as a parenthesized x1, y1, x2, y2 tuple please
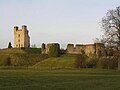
(0, 0, 119, 48)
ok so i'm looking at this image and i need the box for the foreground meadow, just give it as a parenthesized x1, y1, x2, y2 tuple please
(0, 69, 120, 90)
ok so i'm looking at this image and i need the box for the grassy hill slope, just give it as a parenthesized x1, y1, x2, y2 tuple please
(0, 48, 77, 69)
(0, 48, 41, 54)
(0, 48, 48, 66)
(32, 54, 77, 69)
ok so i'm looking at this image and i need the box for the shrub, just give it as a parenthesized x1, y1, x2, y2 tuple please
(86, 57, 98, 68)
(75, 54, 88, 68)
(97, 57, 118, 69)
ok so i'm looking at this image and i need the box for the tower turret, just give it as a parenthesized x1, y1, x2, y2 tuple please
(14, 26, 18, 31)
(22, 25, 27, 30)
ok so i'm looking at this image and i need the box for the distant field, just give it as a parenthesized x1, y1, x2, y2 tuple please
(0, 69, 120, 90)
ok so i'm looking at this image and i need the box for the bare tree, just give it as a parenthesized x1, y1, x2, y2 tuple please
(101, 6, 120, 70)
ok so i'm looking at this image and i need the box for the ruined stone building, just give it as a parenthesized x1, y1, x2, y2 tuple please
(42, 43, 60, 54)
(67, 43, 105, 57)
(41, 43, 105, 57)
(14, 25, 30, 48)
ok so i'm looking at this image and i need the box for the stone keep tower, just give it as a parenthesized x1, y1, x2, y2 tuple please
(14, 25, 30, 48)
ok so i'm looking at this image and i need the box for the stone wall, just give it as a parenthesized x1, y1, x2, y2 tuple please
(41, 43, 60, 55)
(67, 43, 105, 57)
(41, 43, 105, 57)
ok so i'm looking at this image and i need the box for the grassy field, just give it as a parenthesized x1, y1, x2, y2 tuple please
(0, 49, 120, 90)
(0, 69, 120, 90)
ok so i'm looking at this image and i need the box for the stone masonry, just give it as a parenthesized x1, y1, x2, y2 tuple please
(14, 25, 30, 48)
(67, 43, 105, 57)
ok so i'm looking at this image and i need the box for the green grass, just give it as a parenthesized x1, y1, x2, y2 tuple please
(32, 54, 77, 69)
(0, 48, 41, 54)
(0, 48, 48, 66)
(0, 49, 77, 68)
(0, 49, 120, 89)
(0, 69, 120, 90)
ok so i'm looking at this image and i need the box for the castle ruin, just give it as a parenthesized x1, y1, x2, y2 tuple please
(14, 25, 30, 48)
(42, 43, 60, 54)
(67, 43, 105, 57)
(13, 25, 105, 57)
(41, 43, 105, 57)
